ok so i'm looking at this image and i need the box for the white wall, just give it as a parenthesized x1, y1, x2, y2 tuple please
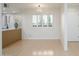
(61, 6, 65, 49)
(61, 4, 68, 51)
(67, 5, 79, 41)
(60, 4, 79, 51)
(22, 8, 61, 40)
(0, 4, 2, 55)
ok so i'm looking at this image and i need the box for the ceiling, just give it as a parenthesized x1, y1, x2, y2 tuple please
(2, 3, 79, 14)
(2, 3, 63, 13)
(7, 3, 63, 9)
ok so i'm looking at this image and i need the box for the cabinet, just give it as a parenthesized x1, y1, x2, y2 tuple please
(2, 29, 22, 48)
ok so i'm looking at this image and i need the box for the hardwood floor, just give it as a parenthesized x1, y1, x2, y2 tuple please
(3, 39, 79, 56)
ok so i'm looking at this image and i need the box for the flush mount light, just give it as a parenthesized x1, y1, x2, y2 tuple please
(35, 4, 44, 8)
(34, 4, 40, 8)
(38, 5, 40, 7)
(3, 3, 8, 13)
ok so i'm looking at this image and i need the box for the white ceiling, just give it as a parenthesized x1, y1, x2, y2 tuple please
(3, 3, 63, 13)
(8, 3, 63, 9)
(2, 3, 79, 14)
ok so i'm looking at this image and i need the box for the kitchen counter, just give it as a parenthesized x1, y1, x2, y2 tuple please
(2, 28, 21, 31)
(2, 28, 22, 48)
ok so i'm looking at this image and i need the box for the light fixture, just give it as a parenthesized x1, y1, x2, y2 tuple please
(38, 5, 40, 7)
(37, 4, 42, 12)
(3, 3, 8, 13)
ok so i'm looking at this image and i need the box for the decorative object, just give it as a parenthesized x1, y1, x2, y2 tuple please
(6, 24, 9, 29)
(14, 19, 18, 29)
(14, 22, 18, 29)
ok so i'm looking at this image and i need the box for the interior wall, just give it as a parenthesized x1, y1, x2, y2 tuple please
(0, 4, 2, 55)
(67, 5, 79, 41)
(60, 6, 65, 48)
(61, 4, 68, 51)
(1, 3, 67, 50)
(21, 8, 61, 40)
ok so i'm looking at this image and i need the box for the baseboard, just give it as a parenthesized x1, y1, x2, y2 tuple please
(68, 40, 79, 42)
(22, 37, 60, 40)
(68, 41, 79, 43)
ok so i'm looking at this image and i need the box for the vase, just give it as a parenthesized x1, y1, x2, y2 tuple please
(14, 23, 18, 29)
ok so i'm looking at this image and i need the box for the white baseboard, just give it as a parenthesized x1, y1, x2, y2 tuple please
(68, 39, 79, 41)
(22, 37, 60, 40)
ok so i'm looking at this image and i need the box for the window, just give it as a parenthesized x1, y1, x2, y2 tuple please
(37, 15, 42, 27)
(32, 15, 37, 27)
(43, 15, 48, 27)
(32, 15, 53, 27)
(48, 15, 53, 27)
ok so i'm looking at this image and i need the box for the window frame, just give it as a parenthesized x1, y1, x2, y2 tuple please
(32, 14, 53, 27)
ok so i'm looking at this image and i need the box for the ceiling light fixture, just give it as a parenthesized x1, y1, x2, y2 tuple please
(3, 3, 8, 14)
(38, 5, 40, 7)
(36, 4, 42, 12)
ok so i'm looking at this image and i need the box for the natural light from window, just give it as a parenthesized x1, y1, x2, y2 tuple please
(32, 15, 53, 27)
